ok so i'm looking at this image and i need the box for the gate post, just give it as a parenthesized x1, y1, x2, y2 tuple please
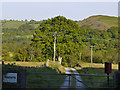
(113, 71, 120, 89)
(105, 62, 112, 86)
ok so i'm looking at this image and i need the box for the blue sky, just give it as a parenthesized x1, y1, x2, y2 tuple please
(2, 2, 118, 21)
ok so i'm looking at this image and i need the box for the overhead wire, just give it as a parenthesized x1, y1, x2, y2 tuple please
(38, 32, 119, 42)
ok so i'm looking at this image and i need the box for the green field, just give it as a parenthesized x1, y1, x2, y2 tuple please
(27, 67, 65, 88)
(2, 61, 66, 88)
(75, 61, 118, 88)
(4, 61, 45, 67)
(2, 20, 28, 29)
(4, 61, 65, 73)
(76, 61, 118, 69)
(77, 15, 118, 30)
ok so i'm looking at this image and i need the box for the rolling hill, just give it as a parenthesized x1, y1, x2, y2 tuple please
(1, 15, 118, 30)
(77, 15, 118, 30)
(1, 20, 41, 29)
(1, 20, 28, 29)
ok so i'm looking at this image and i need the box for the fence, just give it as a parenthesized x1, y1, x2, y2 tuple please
(2, 64, 116, 89)
(26, 72, 114, 89)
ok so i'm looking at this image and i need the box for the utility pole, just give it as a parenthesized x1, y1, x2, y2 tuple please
(53, 32, 58, 63)
(90, 46, 95, 68)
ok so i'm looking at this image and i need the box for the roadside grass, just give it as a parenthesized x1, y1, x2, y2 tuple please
(46, 61, 66, 88)
(76, 60, 118, 69)
(27, 67, 65, 88)
(48, 61, 65, 73)
(3, 61, 65, 73)
(75, 61, 118, 88)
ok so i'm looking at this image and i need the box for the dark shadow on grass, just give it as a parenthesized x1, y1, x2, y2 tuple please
(76, 67, 118, 88)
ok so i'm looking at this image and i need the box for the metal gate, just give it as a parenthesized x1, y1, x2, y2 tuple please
(26, 72, 114, 89)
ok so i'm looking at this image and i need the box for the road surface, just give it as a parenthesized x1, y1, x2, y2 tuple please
(60, 68, 72, 89)
(71, 68, 85, 89)
(60, 67, 85, 90)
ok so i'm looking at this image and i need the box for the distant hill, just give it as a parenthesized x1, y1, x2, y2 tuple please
(77, 15, 118, 30)
(1, 20, 28, 29)
(1, 20, 41, 29)
(1, 15, 118, 30)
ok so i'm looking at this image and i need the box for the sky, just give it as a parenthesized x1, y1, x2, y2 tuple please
(1, 0, 120, 2)
(1, 0, 119, 21)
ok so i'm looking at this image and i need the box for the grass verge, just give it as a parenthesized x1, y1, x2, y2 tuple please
(75, 61, 118, 88)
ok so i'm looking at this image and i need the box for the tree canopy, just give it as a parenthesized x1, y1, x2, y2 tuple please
(2, 16, 119, 67)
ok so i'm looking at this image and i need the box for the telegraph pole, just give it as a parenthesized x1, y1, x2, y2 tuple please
(53, 32, 57, 63)
(90, 46, 95, 68)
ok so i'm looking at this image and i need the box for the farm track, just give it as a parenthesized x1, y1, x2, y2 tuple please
(71, 68, 85, 90)
(60, 68, 85, 90)
(60, 68, 72, 89)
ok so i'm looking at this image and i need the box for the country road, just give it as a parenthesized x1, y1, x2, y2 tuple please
(60, 67, 85, 89)
(71, 68, 85, 89)
(60, 68, 72, 89)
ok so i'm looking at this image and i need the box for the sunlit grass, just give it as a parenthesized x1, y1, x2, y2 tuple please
(4, 61, 45, 67)
(77, 60, 118, 69)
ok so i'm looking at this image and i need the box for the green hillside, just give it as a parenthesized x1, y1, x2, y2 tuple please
(2, 20, 41, 53)
(2, 20, 28, 29)
(2, 20, 41, 29)
(77, 15, 118, 30)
